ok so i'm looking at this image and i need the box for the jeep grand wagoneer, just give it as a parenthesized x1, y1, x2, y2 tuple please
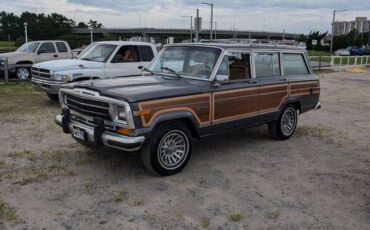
(55, 43, 321, 175)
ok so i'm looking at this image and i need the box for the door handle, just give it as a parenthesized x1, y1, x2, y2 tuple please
(248, 80, 258, 84)
(280, 78, 288, 82)
(54, 54, 58, 58)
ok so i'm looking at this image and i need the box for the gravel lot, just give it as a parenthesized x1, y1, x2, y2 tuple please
(0, 70, 369, 229)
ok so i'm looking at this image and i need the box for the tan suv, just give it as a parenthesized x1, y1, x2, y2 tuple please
(0, 40, 73, 79)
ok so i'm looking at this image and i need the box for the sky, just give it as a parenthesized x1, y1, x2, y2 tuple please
(1, 0, 370, 34)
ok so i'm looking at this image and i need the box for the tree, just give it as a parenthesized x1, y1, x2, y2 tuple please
(88, 19, 102, 28)
(0, 11, 21, 40)
(306, 31, 328, 50)
(77, 22, 88, 28)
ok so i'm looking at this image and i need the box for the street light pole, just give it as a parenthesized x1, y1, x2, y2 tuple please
(330, 9, 348, 54)
(24, 23, 28, 43)
(181, 16, 193, 42)
(24, 22, 28, 52)
(202, 2, 213, 42)
(88, 27, 93, 43)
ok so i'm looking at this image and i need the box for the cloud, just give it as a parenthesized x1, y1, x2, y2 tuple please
(1, 0, 370, 33)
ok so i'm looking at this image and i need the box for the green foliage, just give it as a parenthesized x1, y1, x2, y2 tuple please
(57, 34, 90, 49)
(14, 36, 33, 47)
(228, 213, 243, 222)
(306, 30, 328, 51)
(333, 29, 369, 50)
(0, 11, 103, 45)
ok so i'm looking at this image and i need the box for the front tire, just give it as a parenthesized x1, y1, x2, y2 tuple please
(141, 122, 192, 176)
(268, 105, 298, 140)
(16, 67, 31, 80)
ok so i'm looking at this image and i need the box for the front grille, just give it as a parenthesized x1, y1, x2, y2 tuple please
(32, 67, 51, 79)
(66, 94, 111, 120)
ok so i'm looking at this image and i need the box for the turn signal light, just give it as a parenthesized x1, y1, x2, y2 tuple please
(116, 127, 132, 136)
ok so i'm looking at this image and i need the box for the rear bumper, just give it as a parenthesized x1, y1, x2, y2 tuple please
(55, 114, 145, 152)
(31, 77, 64, 95)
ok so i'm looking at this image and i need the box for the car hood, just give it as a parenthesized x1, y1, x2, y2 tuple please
(63, 75, 210, 102)
(33, 59, 105, 72)
(0, 51, 28, 58)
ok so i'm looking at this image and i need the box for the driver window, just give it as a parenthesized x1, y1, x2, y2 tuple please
(228, 53, 251, 81)
(38, 42, 56, 53)
(112, 46, 138, 63)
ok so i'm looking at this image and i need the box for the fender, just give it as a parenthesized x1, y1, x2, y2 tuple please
(144, 110, 201, 138)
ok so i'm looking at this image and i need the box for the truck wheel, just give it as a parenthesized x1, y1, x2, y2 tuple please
(268, 105, 298, 140)
(141, 121, 192, 176)
(47, 93, 59, 101)
(16, 67, 30, 80)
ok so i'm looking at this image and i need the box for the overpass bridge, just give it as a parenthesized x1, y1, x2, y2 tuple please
(72, 27, 303, 42)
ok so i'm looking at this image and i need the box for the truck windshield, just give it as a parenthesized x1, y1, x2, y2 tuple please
(149, 46, 221, 80)
(77, 44, 117, 62)
(17, 42, 40, 53)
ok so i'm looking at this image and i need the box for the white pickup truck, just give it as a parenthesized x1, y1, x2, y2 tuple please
(31, 41, 157, 100)
(0, 40, 73, 79)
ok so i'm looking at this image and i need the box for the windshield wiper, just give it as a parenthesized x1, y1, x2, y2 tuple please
(141, 66, 154, 75)
(80, 57, 91, 61)
(161, 66, 181, 78)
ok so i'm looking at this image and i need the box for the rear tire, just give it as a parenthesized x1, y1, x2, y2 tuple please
(16, 67, 30, 80)
(268, 105, 298, 140)
(141, 121, 192, 176)
(47, 93, 59, 101)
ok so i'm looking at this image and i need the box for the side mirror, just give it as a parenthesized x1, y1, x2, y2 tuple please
(37, 50, 43, 55)
(215, 74, 229, 83)
(138, 65, 143, 70)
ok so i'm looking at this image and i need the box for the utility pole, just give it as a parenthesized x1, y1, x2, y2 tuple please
(182, 16, 193, 42)
(330, 9, 348, 53)
(202, 2, 213, 42)
(195, 9, 201, 42)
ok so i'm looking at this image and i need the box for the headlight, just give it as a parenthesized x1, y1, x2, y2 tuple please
(117, 106, 126, 120)
(54, 74, 72, 82)
(109, 105, 129, 125)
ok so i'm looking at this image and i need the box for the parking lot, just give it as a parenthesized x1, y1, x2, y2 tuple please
(0, 70, 369, 229)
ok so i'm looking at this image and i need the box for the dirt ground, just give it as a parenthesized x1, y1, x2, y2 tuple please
(0, 70, 369, 230)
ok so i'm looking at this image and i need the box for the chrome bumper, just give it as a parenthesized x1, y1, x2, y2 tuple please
(314, 102, 322, 110)
(55, 114, 145, 152)
(31, 77, 64, 95)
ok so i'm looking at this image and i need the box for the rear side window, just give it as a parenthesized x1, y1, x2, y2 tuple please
(56, 42, 68, 53)
(38, 42, 56, 53)
(254, 53, 280, 78)
(137, 46, 154, 62)
(283, 53, 309, 75)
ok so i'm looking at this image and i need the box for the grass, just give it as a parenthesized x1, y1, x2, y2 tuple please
(201, 217, 211, 228)
(307, 50, 332, 57)
(0, 198, 21, 223)
(129, 197, 145, 206)
(228, 213, 243, 222)
(0, 41, 17, 52)
(0, 41, 15, 48)
(265, 210, 280, 220)
(113, 190, 128, 203)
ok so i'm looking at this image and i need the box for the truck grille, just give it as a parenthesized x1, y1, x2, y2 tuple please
(31, 67, 51, 79)
(65, 94, 111, 120)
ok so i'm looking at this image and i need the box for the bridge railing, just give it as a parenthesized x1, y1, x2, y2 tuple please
(309, 56, 370, 69)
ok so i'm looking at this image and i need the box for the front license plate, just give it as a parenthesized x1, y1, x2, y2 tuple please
(72, 126, 86, 141)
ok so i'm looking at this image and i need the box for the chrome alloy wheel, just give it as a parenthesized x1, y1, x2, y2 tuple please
(280, 108, 297, 136)
(157, 130, 189, 170)
(16, 68, 30, 80)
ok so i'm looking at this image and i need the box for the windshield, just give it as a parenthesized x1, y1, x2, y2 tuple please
(17, 42, 40, 53)
(149, 46, 221, 79)
(77, 44, 117, 62)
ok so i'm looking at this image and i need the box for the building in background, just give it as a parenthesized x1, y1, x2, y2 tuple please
(333, 17, 370, 35)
